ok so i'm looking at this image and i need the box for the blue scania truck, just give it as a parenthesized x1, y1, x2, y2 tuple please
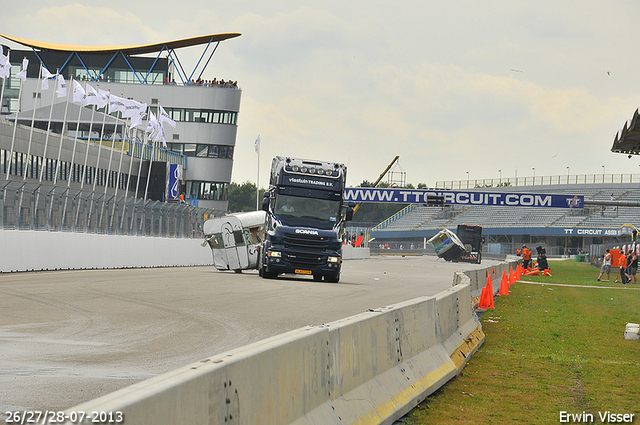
(259, 156, 354, 283)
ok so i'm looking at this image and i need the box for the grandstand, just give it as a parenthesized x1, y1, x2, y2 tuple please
(368, 181, 640, 256)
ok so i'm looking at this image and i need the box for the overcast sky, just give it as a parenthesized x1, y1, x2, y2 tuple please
(1, 1, 639, 188)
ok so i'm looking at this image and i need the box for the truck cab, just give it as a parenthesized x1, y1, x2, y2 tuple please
(259, 157, 353, 283)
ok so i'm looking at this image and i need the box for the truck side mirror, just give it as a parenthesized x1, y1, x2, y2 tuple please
(261, 192, 270, 212)
(345, 201, 356, 222)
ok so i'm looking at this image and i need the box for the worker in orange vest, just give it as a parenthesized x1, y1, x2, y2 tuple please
(522, 245, 532, 269)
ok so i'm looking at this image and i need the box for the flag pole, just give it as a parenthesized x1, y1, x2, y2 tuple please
(62, 77, 85, 229)
(111, 109, 128, 233)
(23, 63, 44, 180)
(52, 74, 70, 187)
(17, 63, 44, 227)
(50, 73, 71, 227)
(76, 96, 96, 232)
(0, 48, 8, 118)
(131, 127, 147, 235)
(6, 57, 26, 180)
(255, 135, 260, 211)
(34, 68, 58, 216)
(87, 88, 109, 229)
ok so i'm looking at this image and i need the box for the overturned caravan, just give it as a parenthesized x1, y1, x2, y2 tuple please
(202, 211, 266, 272)
(428, 225, 483, 264)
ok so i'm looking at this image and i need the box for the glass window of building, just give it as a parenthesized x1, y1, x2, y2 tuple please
(183, 143, 196, 157)
(196, 144, 208, 157)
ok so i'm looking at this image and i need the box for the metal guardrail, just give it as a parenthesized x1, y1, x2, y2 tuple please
(0, 180, 214, 238)
(437, 173, 640, 189)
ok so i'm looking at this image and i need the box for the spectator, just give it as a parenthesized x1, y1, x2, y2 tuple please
(617, 250, 628, 284)
(629, 250, 638, 284)
(597, 249, 612, 281)
(522, 244, 532, 269)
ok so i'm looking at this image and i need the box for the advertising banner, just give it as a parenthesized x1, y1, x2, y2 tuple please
(344, 188, 584, 209)
(167, 164, 182, 201)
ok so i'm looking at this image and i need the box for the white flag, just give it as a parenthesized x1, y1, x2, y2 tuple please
(72, 80, 86, 104)
(0, 49, 8, 67)
(55, 74, 67, 98)
(145, 110, 159, 139)
(41, 65, 55, 90)
(145, 111, 166, 147)
(83, 84, 100, 106)
(158, 105, 176, 128)
(154, 122, 166, 147)
(254, 135, 260, 153)
(121, 98, 147, 128)
(15, 58, 28, 82)
(125, 101, 147, 129)
(0, 50, 10, 79)
(97, 88, 109, 109)
(108, 94, 126, 115)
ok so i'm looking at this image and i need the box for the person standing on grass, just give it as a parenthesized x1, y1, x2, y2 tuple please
(617, 250, 628, 284)
(522, 245, 532, 269)
(597, 249, 612, 281)
(629, 250, 638, 284)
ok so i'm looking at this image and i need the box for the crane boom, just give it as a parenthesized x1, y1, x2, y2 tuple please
(352, 156, 400, 214)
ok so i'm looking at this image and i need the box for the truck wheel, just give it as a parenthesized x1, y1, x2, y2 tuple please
(325, 273, 340, 283)
(262, 267, 278, 279)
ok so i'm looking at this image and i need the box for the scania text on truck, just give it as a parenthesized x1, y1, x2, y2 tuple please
(259, 156, 354, 283)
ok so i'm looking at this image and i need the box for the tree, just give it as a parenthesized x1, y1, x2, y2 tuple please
(227, 181, 265, 212)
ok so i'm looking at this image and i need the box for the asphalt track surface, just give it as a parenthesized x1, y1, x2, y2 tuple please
(0, 255, 499, 416)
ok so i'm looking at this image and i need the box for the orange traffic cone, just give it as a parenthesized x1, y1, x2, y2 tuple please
(478, 285, 487, 306)
(510, 269, 517, 286)
(478, 275, 495, 309)
(543, 269, 552, 277)
(499, 270, 509, 295)
(524, 267, 540, 276)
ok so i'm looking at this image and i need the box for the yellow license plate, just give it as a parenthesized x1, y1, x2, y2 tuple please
(295, 269, 312, 275)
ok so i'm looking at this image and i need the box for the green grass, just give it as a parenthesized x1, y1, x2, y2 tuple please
(406, 259, 640, 425)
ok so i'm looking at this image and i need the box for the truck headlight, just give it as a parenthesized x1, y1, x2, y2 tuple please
(268, 251, 282, 258)
(328, 256, 340, 263)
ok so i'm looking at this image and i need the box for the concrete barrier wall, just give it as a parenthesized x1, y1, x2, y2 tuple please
(453, 260, 520, 297)
(342, 245, 370, 260)
(62, 279, 485, 425)
(0, 230, 370, 273)
(0, 230, 213, 272)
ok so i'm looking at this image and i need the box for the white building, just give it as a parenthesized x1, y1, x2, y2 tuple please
(0, 33, 241, 212)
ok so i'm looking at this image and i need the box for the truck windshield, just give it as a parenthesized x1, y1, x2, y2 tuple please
(274, 194, 341, 223)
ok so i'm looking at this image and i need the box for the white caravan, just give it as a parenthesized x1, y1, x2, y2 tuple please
(203, 211, 266, 272)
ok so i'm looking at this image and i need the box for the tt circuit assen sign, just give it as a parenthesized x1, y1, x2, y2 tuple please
(344, 188, 584, 209)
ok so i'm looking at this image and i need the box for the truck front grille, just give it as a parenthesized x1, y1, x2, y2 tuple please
(282, 233, 331, 268)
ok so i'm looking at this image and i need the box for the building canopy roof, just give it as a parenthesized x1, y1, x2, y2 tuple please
(611, 109, 640, 156)
(0, 33, 241, 55)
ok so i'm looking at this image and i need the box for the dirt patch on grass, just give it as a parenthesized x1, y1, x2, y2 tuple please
(569, 366, 591, 415)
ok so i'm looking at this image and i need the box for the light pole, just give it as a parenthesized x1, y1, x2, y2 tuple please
(602, 165, 605, 182)
(566, 166, 570, 183)
(498, 169, 502, 184)
(532, 167, 535, 184)
(466, 171, 469, 188)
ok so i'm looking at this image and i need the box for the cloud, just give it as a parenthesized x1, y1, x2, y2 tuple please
(14, 4, 159, 46)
